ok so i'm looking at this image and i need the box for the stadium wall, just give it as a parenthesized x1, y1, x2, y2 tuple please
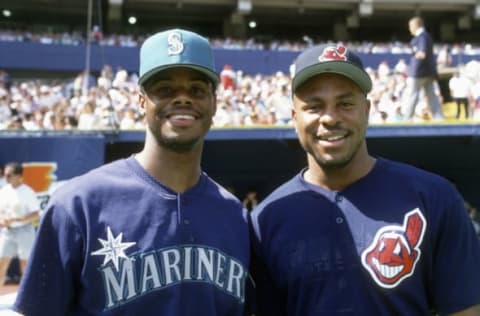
(2, 125, 480, 210)
(0, 42, 478, 75)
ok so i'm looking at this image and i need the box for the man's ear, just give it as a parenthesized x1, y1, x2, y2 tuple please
(365, 98, 371, 116)
(291, 105, 298, 134)
(212, 95, 217, 114)
(138, 92, 146, 113)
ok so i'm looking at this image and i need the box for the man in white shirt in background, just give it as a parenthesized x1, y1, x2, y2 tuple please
(0, 162, 40, 285)
(449, 69, 473, 119)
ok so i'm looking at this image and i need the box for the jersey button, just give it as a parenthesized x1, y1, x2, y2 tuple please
(336, 217, 344, 224)
(335, 194, 343, 203)
(184, 219, 190, 225)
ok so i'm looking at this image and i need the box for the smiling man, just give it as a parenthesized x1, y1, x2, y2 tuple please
(250, 43, 480, 316)
(14, 29, 250, 316)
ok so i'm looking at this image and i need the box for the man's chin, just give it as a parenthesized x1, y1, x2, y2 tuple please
(158, 136, 201, 153)
(317, 155, 353, 170)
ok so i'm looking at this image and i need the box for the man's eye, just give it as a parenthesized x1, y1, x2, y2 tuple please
(191, 86, 207, 96)
(154, 86, 172, 95)
(339, 102, 354, 108)
(304, 104, 320, 112)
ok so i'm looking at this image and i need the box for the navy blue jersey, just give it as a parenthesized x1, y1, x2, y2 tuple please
(251, 158, 480, 316)
(408, 30, 437, 78)
(14, 156, 249, 316)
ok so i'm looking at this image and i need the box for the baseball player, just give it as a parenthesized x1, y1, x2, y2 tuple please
(14, 29, 250, 315)
(0, 162, 40, 285)
(250, 43, 480, 315)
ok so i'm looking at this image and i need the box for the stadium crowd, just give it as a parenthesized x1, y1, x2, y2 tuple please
(2, 28, 480, 55)
(2, 28, 480, 131)
(1, 56, 480, 131)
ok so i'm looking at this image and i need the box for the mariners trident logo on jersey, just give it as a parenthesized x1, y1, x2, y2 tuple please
(361, 208, 427, 288)
(91, 227, 247, 310)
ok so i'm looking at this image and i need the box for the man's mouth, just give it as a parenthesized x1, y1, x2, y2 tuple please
(168, 114, 196, 120)
(316, 132, 348, 142)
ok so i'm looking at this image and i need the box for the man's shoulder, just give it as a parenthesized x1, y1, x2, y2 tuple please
(201, 174, 243, 207)
(19, 183, 37, 194)
(251, 175, 302, 218)
(49, 159, 131, 201)
(379, 158, 454, 195)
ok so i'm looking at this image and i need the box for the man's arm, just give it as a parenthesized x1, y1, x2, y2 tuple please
(0, 209, 38, 228)
(6, 210, 39, 227)
(415, 51, 426, 59)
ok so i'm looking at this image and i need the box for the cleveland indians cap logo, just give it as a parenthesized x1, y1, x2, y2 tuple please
(167, 31, 184, 56)
(319, 44, 347, 62)
(361, 208, 426, 288)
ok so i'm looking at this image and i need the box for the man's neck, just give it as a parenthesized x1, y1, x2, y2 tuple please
(136, 141, 203, 193)
(304, 154, 376, 191)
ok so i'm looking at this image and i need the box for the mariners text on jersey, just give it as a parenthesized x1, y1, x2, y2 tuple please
(99, 244, 247, 310)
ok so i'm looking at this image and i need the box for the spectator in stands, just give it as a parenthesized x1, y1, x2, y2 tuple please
(220, 64, 237, 91)
(0, 166, 5, 188)
(449, 70, 473, 119)
(0, 162, 40, 285)
(466, 201, 480, 240)
(77, 100, 100, 130)
(0, 70, 11, 90)
(6, 115, 25, 130)
(0, 88, 11, 129)
(266, 79, 292, 125)
(436, 45, 452, 69)
(472, 79, 480, 120)
(119, 107, 138, 130)
(403, 16, 444, 121)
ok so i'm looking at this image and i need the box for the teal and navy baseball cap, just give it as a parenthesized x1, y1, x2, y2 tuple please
(138, 29, 220, 87)
(292, 43, 372, 94)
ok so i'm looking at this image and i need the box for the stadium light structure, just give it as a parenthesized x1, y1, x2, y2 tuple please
(128, 16, 137, 25)
(359, 0, 373, 17)
(237, 0, 252, 15)
(458, 14, 471, 29)
(475, 2, 480, 20)
(346, 12, 359, 28)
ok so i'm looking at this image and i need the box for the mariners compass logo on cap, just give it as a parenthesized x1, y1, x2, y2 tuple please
(292, 43, 372, 94)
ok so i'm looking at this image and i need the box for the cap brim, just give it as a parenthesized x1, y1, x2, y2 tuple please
(139, 64, 220, 87)
(292, 61, 372, 94)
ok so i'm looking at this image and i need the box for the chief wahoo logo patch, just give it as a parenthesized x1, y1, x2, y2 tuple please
(319, 44, 347, 62)
(361, 208, 426, 288)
